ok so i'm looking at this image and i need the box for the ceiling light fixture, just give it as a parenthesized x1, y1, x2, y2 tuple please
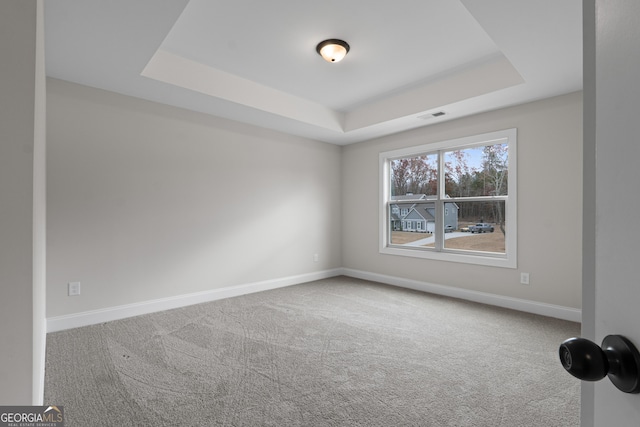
(316, 39, 350, 63)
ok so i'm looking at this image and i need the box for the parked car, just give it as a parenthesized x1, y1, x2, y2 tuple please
(444, 225, 455, 233)
(459, 225, 470, 232)
(469, 223, 494, 233)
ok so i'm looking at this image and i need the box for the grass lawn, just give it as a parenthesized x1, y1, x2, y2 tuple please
(440, 231, 505, 253)
(391, 229, 506, 253)
(391, 231, 432, 244)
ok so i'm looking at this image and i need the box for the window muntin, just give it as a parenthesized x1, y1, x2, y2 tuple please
(379, 129, 517, 268)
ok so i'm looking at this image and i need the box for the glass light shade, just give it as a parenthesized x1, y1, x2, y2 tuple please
(316, 39, 350, 63)
(320, 44, 347, 62)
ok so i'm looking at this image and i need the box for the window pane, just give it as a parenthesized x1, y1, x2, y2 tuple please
(390, 153, 438, 197)
(444, 143, 508, 198)
(446, 201, 506, 254)
(388, 203, 433, 246)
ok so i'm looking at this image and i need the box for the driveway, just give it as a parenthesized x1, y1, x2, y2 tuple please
(404, 231, 476, 247)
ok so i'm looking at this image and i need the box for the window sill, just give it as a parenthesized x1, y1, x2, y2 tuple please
(380, 245, 517, 269)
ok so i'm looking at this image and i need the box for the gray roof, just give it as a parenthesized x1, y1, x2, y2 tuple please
(405, 205, 436, 221)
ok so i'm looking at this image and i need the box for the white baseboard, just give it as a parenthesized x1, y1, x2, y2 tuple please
(47, 267, 581, 333)
(47, 269, 342, 332)
(340, 268, 582, 323)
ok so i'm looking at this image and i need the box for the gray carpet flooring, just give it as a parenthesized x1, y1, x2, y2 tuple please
(45, 276, 580, 426)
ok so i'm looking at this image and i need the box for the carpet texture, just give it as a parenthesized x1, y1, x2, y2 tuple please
(45, 276, 580, 426)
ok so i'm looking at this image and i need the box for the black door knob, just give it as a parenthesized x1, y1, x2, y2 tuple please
(559, 335, 640, 394)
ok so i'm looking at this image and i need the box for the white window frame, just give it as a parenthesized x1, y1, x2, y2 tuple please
(379, 128, 517, 268)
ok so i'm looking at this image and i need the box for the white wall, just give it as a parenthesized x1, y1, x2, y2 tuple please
(342, 92, 583, 310)
(0, 0, 46, 405)
(47, 79, 342, 318)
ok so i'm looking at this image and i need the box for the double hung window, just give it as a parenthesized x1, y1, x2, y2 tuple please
(379, 129, 517, 268)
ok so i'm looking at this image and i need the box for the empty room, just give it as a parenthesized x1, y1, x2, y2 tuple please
(3, 0, 640, 426)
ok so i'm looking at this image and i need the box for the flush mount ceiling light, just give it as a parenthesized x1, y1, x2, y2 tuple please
(316, 39, 350, 63)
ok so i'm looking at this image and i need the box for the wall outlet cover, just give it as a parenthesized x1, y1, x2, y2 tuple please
(68, 281, 81, 296)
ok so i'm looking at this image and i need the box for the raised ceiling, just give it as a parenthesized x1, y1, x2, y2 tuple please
(45, 0, 582, 145)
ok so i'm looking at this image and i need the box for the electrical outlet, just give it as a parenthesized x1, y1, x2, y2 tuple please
(520, 273, 530, 285)
(68, 281, 81, 296)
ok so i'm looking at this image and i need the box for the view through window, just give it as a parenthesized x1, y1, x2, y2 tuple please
(380, 129, 517, 268)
